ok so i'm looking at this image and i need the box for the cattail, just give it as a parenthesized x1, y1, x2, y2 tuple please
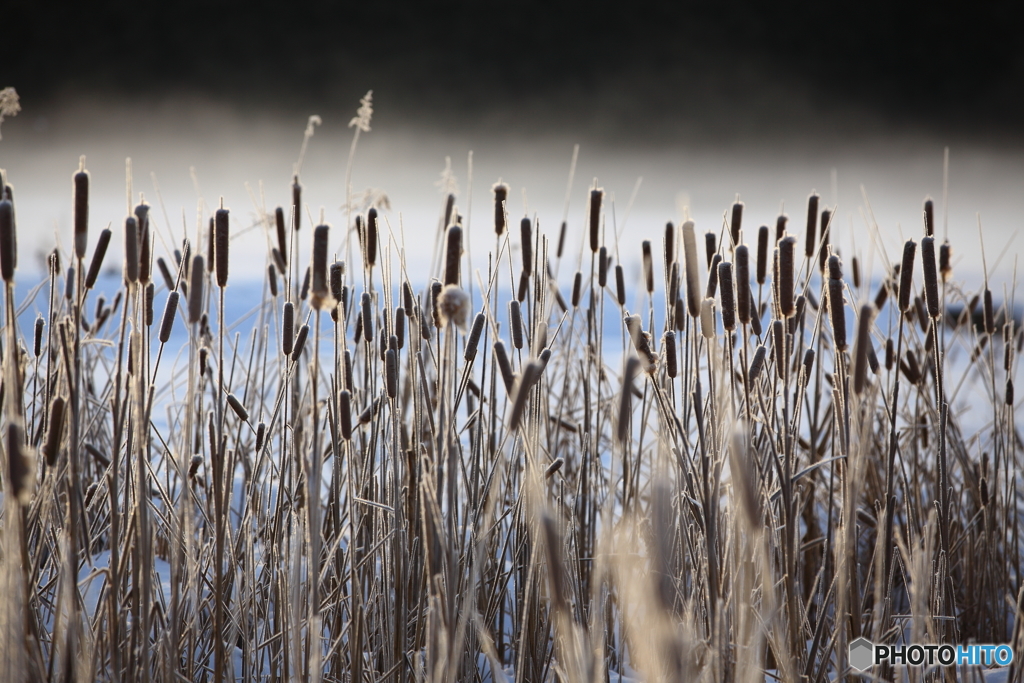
(395, 308, 406, 349)
(939, 241, 952, 282)
(1007, 379, 1015, 406)
(778, 236, 796, 317)
(828, 255, 842, 281)
(730, 200, 743, 246)
(33, 316, 44, 357)
(772, 320, 785, 379)
(255, 422, 266, 453)
(706, 253, 722, 299)
(902, 349, 922, 384)
(617, 356, 641, 443)
(852, 304, 875, 394)
(188, 255, 205, 323)
(65, 266, 76, 301)
(749, 294, 763, 335)
(445, 225, 462, 285)
(7, 423, 32, 503)
(389, 333, 398, 352)
(291, 324, 309, 361)
(385, 348, 398, 398)
(292, 176, 302, 232)
(493, 182, 508, 236)
(1005, 324, 1014, 371)
(517, 271, 529, 303)
(898, 240, 916, 312)
(135, 203, 151, 283)
(598, 246, 609, 287)
(748, 344, 767, 382)
(624, 314, 656, 370)
(818, 208, 831, 273)
(885, 338, 894, 370)
(226, 393, 248, 422)
(924, 198, 934, 236)
(271, 247, 286, 274)
(675, 298, 686, 331)
(360, 292, 374, 342)
(545, 458, 564, 478)
(705, 231, 716, 268)
(299, 266, 310, 301)
(402, 281, 415, 316)
(343, 349, 353, 391)
(146, 282, 155, 325)
(156, 257, 175, 292)
(850, 256, 861, 289)
(789, 294, 806, 334)
(509, 300, 524, 349)
(735, 246, 750, 324)
(311, 224, 329, 307)
(668, 263, 680, 310)
(465, 312, 485, 361)
(378, 326, 388, 361)
(700, 298, 716, 339)
(44, 397, 66, 467)
(642, 240, 654, 293)
(215, 206, 229, 288)
(494, 340, 514, 393)
(83, 227, 111, 289)
(206, 217, 215, 271)
(756, 225, 769, 285)
(663, 331, 677, 378)
(589, 187, 603, 252)
(801, 348, 815, 385)
(615, 265, 626, 306)
(983, 288, 994, 335)
(664, 221, 675, 275)
(438, 284, 471, 328)
(73, 161, 89, 259)
(268, 264, 279, 298)
(510, 359, 544, 429)
(874, 279, 889, 311)
(275, 206, 288, 265)
(337, 390, 353, 440)
(775, 213, 788, 244)
(430, 280, 443, 328)
(866, 341, 879, 374)
(719, 261, 736, 331)
(123, 216, 139, 283)
(366, 207, 378, 268)
(443, 193, 455, 229)
(571, 271, 582, 308)
(805, 192, 819, 259)
(520, 217, 533, 275)
(828, 278, 847, 350)
(921, 236, 939, 319)
(158, 290, 179, 343)
(682, 220, 701, 318)
(556, 220, 567, 259)
(282, 302, 295, 355)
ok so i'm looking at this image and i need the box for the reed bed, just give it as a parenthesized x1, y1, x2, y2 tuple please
(0, 104, 1021, 683)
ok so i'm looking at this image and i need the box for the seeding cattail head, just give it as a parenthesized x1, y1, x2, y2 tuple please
(705, 231, 716, 268)
(509, 299, 524, 349)
(735, 246, 750, 325)
(706, 253, 722, 299)
(615, 265, 626, 307)
(444, 225, 462, 286)
(215, 206, 229, 288)
(598, 246, 608, 287)
(366, 207, 378, 268)
(828, 278, 847, 351)
(206, 216, 215, 271)
(924, 198, 935, 236)
(828, 254, 842, 281)
(465, 312, 485, 361)
(188, 255, 205, 323)
(159, 291, 179, 343)
(682, 220, 701, 317)
(156, 257, 175, 292)
(517, 271, 529, 302)
(227, 393, 248, 422)
(664, 221, 675, 274)
(939, 241, 952, 282)
(282, 301, 294, 355)
(852, 304, 875, 394)
(338, 390, 353, 440)
(520, 217, 533, 275)
(885, 337, 894, 370)
(921, 236, 939, 319)
(772, 320, 786, 379)
(493, 182, 508, 236)
(700, 298, 716, 339)
(777, 236, 796, 317)
(617, 356, 641, 443)
(817, 208, 832, 273)
(438, 284, 471, 329)
(292, 175, 302, 232)
(267, 264, 278, 298)
(642, 240, 654, 293)
(430, 279, 443, 328)
(556, 220, 567, 259)
(275, 206, 288, 264)
(589, 186, 603, 252)
(34, 316, 44, 357)
(78, 231, 110, 293)
(898, 239, 916, 312)
(123, 215, 139, 283)
(805, 192, 819, 259)
(310, 223, 330, 309)
(718, 260, 736, 331)
(756, 225, 769, 285)
(73, 159, 89, 259)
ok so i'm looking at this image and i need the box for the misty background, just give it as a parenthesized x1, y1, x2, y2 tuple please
(2, 0, 1023, 284)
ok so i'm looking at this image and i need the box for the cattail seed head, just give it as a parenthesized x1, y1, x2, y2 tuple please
(718, 260, 736, 331)
(275, 206, 288, 264)
(510, 359, 545, 429)
(663, 330, 677, 378)
(545, 458, 564, 478)
(385, 348, 398, 398)
(366, 207, 378, 268)
(135, 202, 151, 283)
(159, 290, 179, 343)
(983, 288, 994, 335)
(215, 206, 229, 288)
(805, 192, 819, 259)
(735, 245, 750, 323)
(343, 349, 353, 392)
(292, 176, 302, 232)
(772, 320, 786, 379)
(65, 266, 76, 301)
(898, 239, 916, 312)
(509, 300, 524, 349)
(756, 225, 769, 285)
(494, 340, 514, 393)
(921, 236, 939, 319)
(7, 423, 33, 504)
(227, 393, 248, 422)
(465, 312, 485, 361)
(642, 240, 654, 293)
(801, 348, 815, 385)
(818, 208, 831, 273)
(613, 264, 626, 306)
(598, 246, 608, 287)
(157, 257, 175, 292)
(664, 221, 675, 275)
(282, 301, 294, 355)
(851, 255, 861, 288)
(430, 280, 443, 328)
(84, 227, 111, 289)
(885, 337, 894, 370)
(188, 255, 205, 323)
(271, 247, 286, 274)
(705, 231, 716, 268)
(828, 255, 842, 281)
(395, 307, 406, 349)
(874, 279, 889, 312)
(939, 241, 952, 282)
(730, 200, 743, 246)
(73, 162, 89, 259)
(675, 298, 686, 331)
(44, 397, 66, 467)
(33, 316, 44, 357)
(706, 253, 722, 299)
(571, 271, 583, 308)
(493, 182, 508, 236)
(682, 220, 701, 318)
(624, 314, 657, 372)
(255, 422, 266, 453)
(206, 217, 215, 272)
(123, 215, 139, 283)
(311, 223, 330, 308)
(445, 225, 462, 285)
(339, 390, 353, 440)
(268, 264, 279, 298)
(617, 356, 641, 443)
(1008, 379, 1015, 406)
(852, 304, 875, 394)
(924, 198, 934, 236)
(828, 278, 847, 351)
(402, 281, 415, 316)
(291, 324, 309, 361)
(555, 219, 567, 259)
(749, 344, 767, 382)
(517, 271, 530, 303)
(438, 284, 470, 329)
(778, 237, 796, 317)
(775, 213, 788, 244)
(589, 187, 603, 252)
(700, 298, 716, 339)
(361, 291, 374, 341)
(520, 217, 533, 275)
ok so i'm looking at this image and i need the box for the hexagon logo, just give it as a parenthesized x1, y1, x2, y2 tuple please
(849, 637, 875, 672)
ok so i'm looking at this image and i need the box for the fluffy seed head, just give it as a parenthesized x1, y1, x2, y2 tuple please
(438, 284, 471, 329)
(682, 220, 701, 318)
(700, 298, 716, 339)
(310, 224, 330, 308)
